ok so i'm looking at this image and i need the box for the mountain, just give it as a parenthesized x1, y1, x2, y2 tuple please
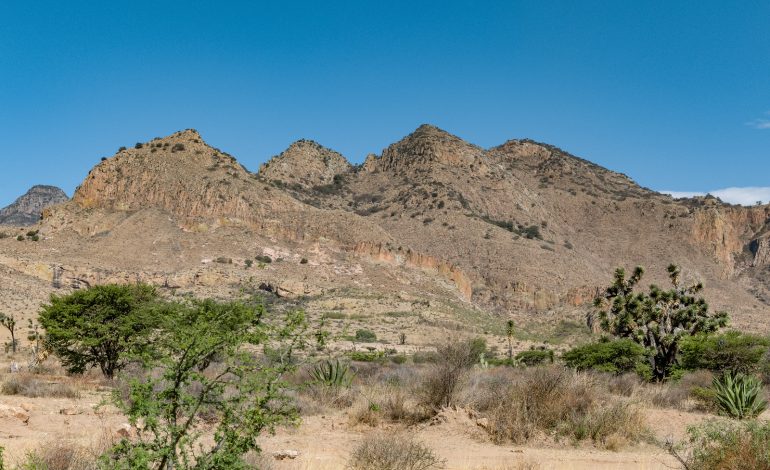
(0, 185, 68, 226)
(2, 126, 769, 343)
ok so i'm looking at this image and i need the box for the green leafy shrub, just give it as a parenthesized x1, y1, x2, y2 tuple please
(107, 298, 309, 468)
(349, 351, 385, 362)
(712, 372, 768, 419)
(563, 339, 650, 376)
(680, 331, 770, 374)
(311, 358, 353, 388)
(39, 284, 159, 378)
(515, 349, 554, 366)
(355, 329, 377, 342)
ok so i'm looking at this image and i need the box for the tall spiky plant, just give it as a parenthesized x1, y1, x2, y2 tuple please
(712, 372, 768, 419)
(505, 320, 515, 361)
(590, 264, 729, 381)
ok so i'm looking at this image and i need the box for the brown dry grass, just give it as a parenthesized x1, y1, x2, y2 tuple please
(1, 373, 81, 399)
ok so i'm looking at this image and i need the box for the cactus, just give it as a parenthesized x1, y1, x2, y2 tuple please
(311, 358, 354, 388)
(712, 372, 767, 419)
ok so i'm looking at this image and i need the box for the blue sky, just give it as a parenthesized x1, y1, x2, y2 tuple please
(1, 1, 768, 207)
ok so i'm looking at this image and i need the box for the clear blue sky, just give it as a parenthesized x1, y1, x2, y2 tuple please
(1, 0, 768, 207)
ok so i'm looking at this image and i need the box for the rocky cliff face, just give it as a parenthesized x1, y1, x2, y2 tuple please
(0, 185, 68, 226)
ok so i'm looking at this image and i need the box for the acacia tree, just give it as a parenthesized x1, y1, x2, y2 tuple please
(105, 297, 311, 469)
(0, 313, 18, 354)
(590, 264, 728, 381)
(39, 284, 159, 378)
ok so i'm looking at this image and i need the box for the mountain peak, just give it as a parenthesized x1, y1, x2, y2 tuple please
(0, 185, 68, 226)
(259, 139, 351, 189)
(370, 124, 484, 173)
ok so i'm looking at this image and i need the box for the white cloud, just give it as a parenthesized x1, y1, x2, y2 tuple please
(660, 187, 770, 206)
(747, 119, 770, 129)
(747, 111, 770, 129)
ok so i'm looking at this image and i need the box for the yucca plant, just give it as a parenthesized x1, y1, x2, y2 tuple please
(712, 371, 768, 419)
(311, 358, 354, 388)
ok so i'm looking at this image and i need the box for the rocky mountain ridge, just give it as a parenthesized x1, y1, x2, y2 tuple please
(2, 126, 769, 335)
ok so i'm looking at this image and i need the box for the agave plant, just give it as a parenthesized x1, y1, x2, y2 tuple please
(311, 358, 354, 388)
(712, 371, 768, 419)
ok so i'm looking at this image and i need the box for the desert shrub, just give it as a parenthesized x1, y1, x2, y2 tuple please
(106, 298, 310, 468)
(214, 256, 233, 264)
(515, 349, 554, 366)
(417, 338, 482, 413)
(476, 367, 647, 447)
(347, 433, 444, 470)
(300, 258, 308, 264)
(563, 339, 649, 376)
(1, 374, 80, 399)
(676, 420, 770, 470)
(391, 355, 407, 364)
(680, 331, 770, 374)
(16, 235, 24, 241)
(0, 232, 8, 239)
(349, 351, 385, 362)
(645, 369, 715, 410)
(255, 254, 272, 264)
(171, 143, 185, 152)
(355, 329, 377, 342)
(712, 372, 767, 419)
(39, 284, 159, 378)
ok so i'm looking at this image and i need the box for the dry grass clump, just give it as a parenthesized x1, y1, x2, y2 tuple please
(416, 338, 480, 414)
(673, 420, 770, 470)
(474, 366, 647, 448)
(17, 441, 101, 470)
(643, 370, 715, 411)
(1, 373, 80, 399)
(347, 433, 445, 470)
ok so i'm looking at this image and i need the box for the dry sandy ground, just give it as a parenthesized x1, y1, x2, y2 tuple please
(0, 375, 706, 470)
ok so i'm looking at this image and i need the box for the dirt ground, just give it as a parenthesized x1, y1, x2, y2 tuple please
(0, 363, 711, 470)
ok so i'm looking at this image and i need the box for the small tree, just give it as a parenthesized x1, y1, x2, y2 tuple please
(106, 298, 309, 469)
(0, 313, 18, 354)
(589, 265, 728, 381)
(38, 284, 159, 378)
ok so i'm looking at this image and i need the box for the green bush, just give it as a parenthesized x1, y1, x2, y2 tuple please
(680, 331, 770, 374)
(107, 298, 309, 467)
(563, 339, 650, 376)
(515, 349, 554, 366)
(355, 329, 377, 342)
(712, 372, 768, 419)
(349, 351, 385, 362)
